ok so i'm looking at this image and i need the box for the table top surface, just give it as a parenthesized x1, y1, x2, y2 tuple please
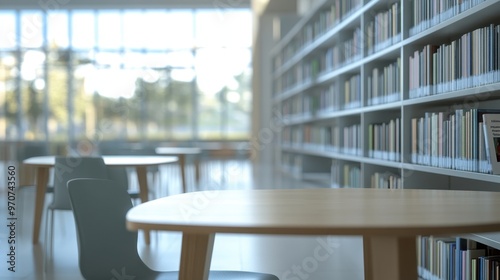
(23, 155, 178, 167)
(155, 147, 201, 154)
(126, 188, 500, 236)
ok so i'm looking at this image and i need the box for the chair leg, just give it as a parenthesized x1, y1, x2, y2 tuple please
(43, 208, 55, 272)
(15, 186, 26, 236)
(50, 210, 55, 257)
(43, 208, 51, 272)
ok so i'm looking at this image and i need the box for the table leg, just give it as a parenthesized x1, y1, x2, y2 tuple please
(179, 233, 215, 280)
(32, 167, 49, 244)
(136, 166, 149, 203)
(179, 155, 187, 193)
(135, 166, 150, 245)
(363, 236, 417, 280)
(194, 157, 200, 187)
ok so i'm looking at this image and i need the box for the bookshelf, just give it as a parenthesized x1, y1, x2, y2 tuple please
(269, 0, 500, 278)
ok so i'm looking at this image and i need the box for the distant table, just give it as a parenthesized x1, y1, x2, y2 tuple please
(126, 188, 500, 280)
(155, 147, 201, 193)
(24, 155, 177, 245)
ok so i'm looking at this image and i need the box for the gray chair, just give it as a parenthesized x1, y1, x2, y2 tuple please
(67, 178, 279, 280)
(45, 156, 146, 269)
(44, 156, 109, 270)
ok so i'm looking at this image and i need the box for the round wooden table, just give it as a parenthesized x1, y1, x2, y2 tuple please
(155, 147, 201, 193)
(24, 155, 178, 245)
(126, 188, 500, 280)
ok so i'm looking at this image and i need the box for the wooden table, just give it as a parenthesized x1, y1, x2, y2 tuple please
(126, 188, 500, 280)
(155, 147, 201, 193)
(23, 155, 178, 245)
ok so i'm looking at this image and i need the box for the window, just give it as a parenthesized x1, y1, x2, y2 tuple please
(0, 8, 252, 142)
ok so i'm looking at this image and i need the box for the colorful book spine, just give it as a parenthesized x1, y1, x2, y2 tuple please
(411, 109, 500, 173)
(368, 118, 400, 162)
(366, 2, 401, 54)
(409, 24, 500, 99)
(410, 0, 488, 36)
(367, 58, 401, 105)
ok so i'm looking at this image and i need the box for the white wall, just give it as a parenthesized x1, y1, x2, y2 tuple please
(251, 0, 297, 166)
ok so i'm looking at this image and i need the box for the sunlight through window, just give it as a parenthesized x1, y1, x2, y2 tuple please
(0, 8, 252, 142)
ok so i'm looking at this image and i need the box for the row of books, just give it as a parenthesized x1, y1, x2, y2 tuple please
(274, 0, 491, 77)
(274, 58, 320, 95)
(276, 0, 363, 68)
(281, 95, 310, 121)
(302, 0, 359, 46)
(321, 28, 362, 73)
(410, 0, 490, 36)
(283, 155, 403, 189)
(366, 2, 401, 54)
(333, 164, 402, 189)
(315, 82, 343, 114)
(331, 160, 361, 188)
(409, 23, 500, 99)
(308, 75, 362, 114)
(282, 126, 303, 148)
(280, 153, 303, 177)
(342, 124, 362, 156)
(368, 118, 401, 162)
(287, 83, 344, 120)
(302, 124, 340, 152)
(283, 117, 402, 162)
(367, 58, 401, 106)
(275, 30, 363, 94)
(370, 171, 401, 189)
(282, 157, 384, 189)
(278, 43, 299, 72)
(283, 108, 500, 175)
(418, 236, 500, 280)
(476, 253, 500, 279)
(278, 21, 500, 99)
(278, 58, 401, 107)
(343, 74, 362, 109)
(410, 108, 500, 174)
(279, 74, 362, 119)
(302, 7, 337, 48)
(277, 0, 488, 70)
(283, 123, 362, 156)
(276, 22, 499, 101)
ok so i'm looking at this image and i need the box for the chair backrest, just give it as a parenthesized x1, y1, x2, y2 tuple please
(51, 156, 109, 210)
(67, 178, 152, 279)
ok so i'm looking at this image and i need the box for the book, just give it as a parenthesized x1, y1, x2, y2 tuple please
(466, 249, 486, 280)
(482, 114, 500, 174)
(456, 238, 487, 280)
(471, 109, 500, 172)
(478, 255, 500, 280)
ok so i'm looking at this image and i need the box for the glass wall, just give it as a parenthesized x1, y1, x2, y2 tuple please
(0, 8, 252, 143)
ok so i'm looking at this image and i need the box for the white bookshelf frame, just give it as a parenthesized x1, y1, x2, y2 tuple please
(270, 0, 500, 255)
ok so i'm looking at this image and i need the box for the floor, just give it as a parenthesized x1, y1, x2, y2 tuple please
(0, 158, 365, 280)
